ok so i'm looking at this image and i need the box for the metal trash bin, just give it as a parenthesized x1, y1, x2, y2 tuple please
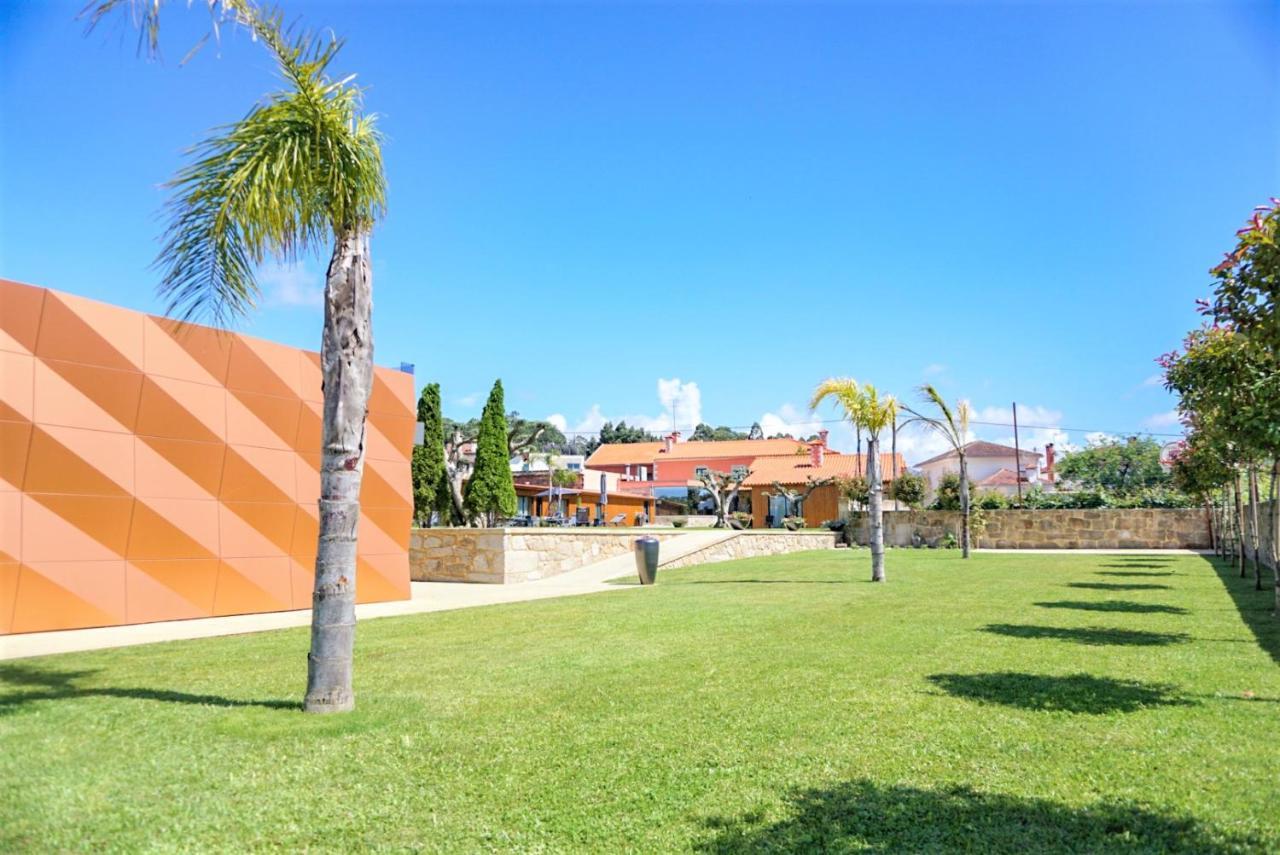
(634, 536, 660, 585)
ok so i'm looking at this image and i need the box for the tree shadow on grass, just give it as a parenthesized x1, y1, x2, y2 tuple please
(1099, 560, 1176, 569)
(696, 778, 1256, 853)
(1067, 582, 1172, 591)
(0, 663, 298, 715)
(1205, 556, 1280, 666)
(675, 579, 850, 585)
(926, 672, 1194, 715)
(1097, 570, 1175, 577)
(981, 623, 1188, 647)
(1035, 600, 1188, 615)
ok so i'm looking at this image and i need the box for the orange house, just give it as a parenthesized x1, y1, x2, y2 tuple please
(0, 279, 415, 635)
(742, 445, 908, 528)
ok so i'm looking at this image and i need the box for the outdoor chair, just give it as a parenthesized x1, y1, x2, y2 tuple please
(608, 513, 626, 526)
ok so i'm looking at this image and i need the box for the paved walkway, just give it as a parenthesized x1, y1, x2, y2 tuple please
(0, 530, 738, 662)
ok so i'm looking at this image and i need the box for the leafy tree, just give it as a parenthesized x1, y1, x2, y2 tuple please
(888, 471, 927, 509)
(747, 422, 764, 440)
(412, 384, 446, 526)
(1163, 324, 1279, 593)
(599, 421, 659, 445)
(902, 386, 975, 558)
(89, 0, 384, 714)
(1055, 437, 1171, 493)
(690, 423, 748, 442)
(812, 378, 898, 582)
(464, 381, 518, 526)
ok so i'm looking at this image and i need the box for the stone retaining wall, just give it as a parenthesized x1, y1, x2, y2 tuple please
(410, 528, 837, 583)
(658, 531, 837, 569)
(849, 508, 1211, 550)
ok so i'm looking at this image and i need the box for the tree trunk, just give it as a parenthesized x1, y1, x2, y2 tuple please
(959, 453, 971, 558)
(1271, 459, 1279, 617)
(867, 437, 885, 581)
(1204, 499, 1216, 554)
(305, 228, 374, 715)
(1248, 466, 1261, 590)
(1234, 474, 1246, 578)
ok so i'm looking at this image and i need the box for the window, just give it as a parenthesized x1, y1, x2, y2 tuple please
(567, 462, 581, 471)
(694, 466, 709, 478)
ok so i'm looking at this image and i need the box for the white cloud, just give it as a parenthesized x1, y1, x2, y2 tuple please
(654, 378, 702, 432)
(259, 262, 323, 309)
(758, 402, 826, 441)
(547, 378, 701, 437)
(973, 403, 1072, 455)
(455, 392, 481, 408)
(1142, 410, 1182, 430)
(1142, 374, 1164, 388)
(922, 363, 948, 377)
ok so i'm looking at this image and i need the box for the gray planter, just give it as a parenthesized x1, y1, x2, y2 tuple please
(634, 536, 660, 585)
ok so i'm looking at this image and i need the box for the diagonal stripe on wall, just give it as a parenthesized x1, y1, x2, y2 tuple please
(0, 278, 413, 634)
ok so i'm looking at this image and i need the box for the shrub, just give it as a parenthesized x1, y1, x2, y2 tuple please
(835, 475, 869, 505)
(974, 490, 1010, 510)
(672, 517, 688, 528)
(888, 472, 927, 509)
(731, 511, 753, 529)
(941, 532, 958, 549)
(822, 518, 847, 532)
(929, 473, 977, 511)
(782, 515, 806, 531)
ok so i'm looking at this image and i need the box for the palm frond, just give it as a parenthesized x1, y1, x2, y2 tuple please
(146, 6, 383, 323)
(810, 378, 862, 421)
(901, 383, 969, 452)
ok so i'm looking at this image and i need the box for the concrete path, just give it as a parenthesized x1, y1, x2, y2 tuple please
(0, 529, 740, 662)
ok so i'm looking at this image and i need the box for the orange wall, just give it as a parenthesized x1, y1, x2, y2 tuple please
(747, 483, 842, 528)
(654, 455, 756, 483)
(0, 280, 415, 634)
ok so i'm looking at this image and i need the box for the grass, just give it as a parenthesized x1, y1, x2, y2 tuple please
(2, 550, 1278, 852)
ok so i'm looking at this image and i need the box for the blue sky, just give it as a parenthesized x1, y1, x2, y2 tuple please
(2, 1, 1276, 462)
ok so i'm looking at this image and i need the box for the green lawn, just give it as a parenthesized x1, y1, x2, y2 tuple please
(3, 550, 1278, 852)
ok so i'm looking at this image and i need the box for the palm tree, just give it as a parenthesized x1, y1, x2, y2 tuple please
(90, 1, 385, 713)
(810, 379, 898, 582)
(902, 385, 974, 558)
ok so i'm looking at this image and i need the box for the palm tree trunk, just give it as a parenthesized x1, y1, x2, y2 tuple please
(867, 437, 885, 582)
(305, 228, 374, 714)
(958, 453, 971, 558)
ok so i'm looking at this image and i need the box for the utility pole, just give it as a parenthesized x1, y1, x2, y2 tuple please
(891, 416, 899, 511)
(1012, 401, 1024, 504)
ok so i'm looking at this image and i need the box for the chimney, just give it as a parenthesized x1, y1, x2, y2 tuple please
(810, 441, 825, 468)
(663, 434, 674, 453)
(818, 429, 829, 448)
(1044, 443, 1056, 485)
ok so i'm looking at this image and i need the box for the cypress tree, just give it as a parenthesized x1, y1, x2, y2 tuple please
(464, 380, 517, 525)
(411, 383, 446, 525)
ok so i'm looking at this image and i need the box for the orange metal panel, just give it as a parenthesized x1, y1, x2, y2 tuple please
(0, 279, 46, 354)
(11, 560, 127, 631)
(0, 420, 33, 490)
(0, 561, 19, 633)
(126, 559, 219, 623)
(6, 283, 413, 634)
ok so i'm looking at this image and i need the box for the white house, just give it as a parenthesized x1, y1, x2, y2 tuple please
(914, 440, 1051, 498)
(510, 453, 586, 473)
